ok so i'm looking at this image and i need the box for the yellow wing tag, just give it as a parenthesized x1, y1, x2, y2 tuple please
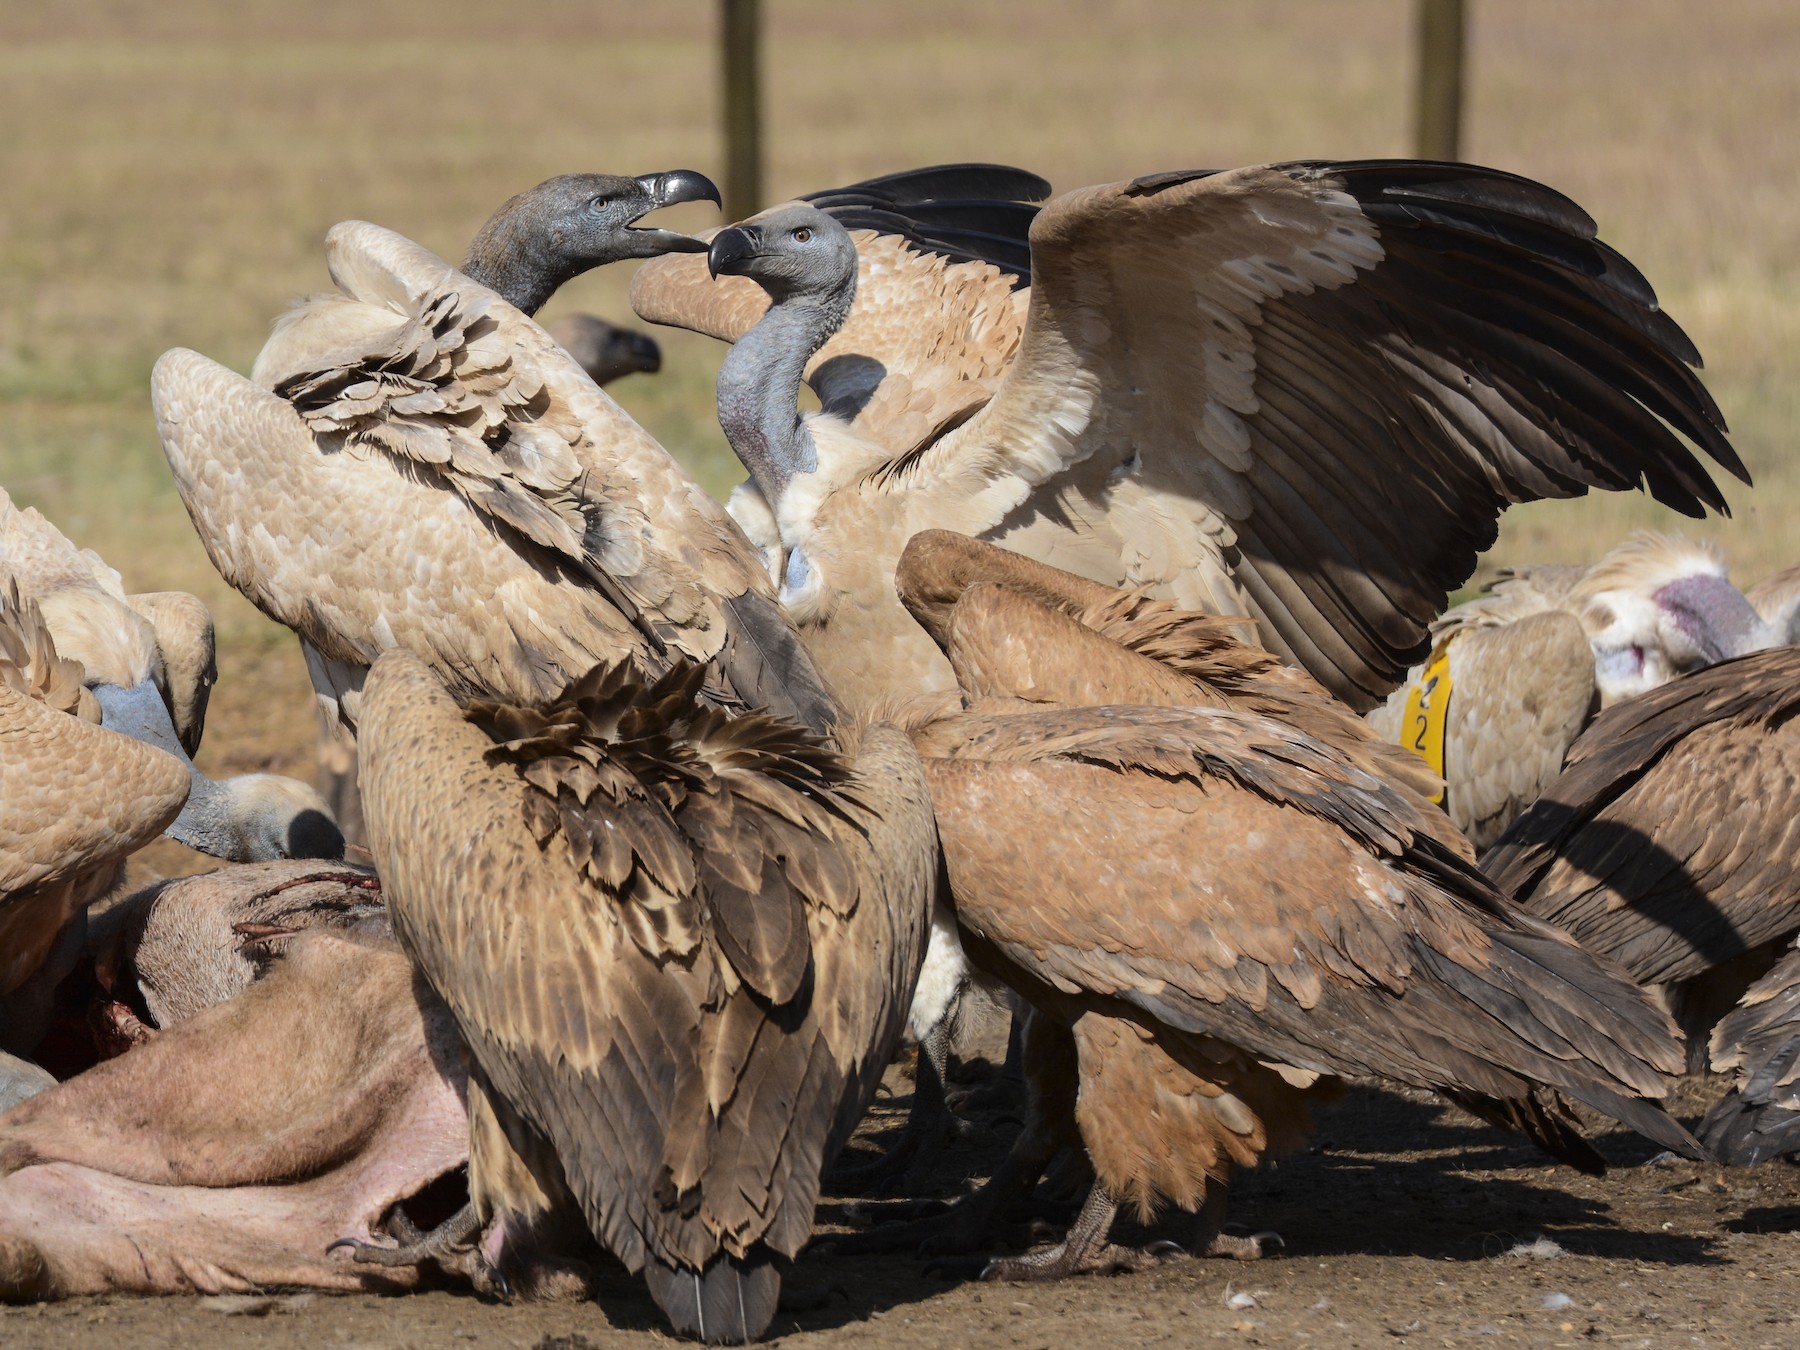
(1401, 652, 1452, 806)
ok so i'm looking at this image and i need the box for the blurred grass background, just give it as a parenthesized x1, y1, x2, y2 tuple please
(2, 0, 1796, 799)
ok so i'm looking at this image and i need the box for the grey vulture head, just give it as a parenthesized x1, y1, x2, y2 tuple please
(464, 170, 720, 316)
(544, 312, 663, 384)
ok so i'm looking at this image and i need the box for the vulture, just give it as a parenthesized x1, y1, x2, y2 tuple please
(1747, 562, 1800, 645)
(888, 637, 1701, 1275)
(1366, 533, 1777, 849)
(1484, 646, 1800, 1078)
(0, 489, 340, 863)
(150, 208, 835, 739)
(0, 578, 189, 1097)
(631, 160, 1746, 720)
(344, 649, 935, 1344)
(842, 529, 1473, 1185)
(544, 312, 664, 385)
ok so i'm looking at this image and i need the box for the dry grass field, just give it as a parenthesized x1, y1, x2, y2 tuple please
(3, 2, 1800, 1344)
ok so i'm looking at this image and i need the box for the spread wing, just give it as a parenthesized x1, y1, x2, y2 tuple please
(358, 653, 932, 1288)
(632, 164, 1045, 453)
(905, 160, 1743, 710)
(921, 703, 1697, 1160)
(1485, 647, 1800, 985)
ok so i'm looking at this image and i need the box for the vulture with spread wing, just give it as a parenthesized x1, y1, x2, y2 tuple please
(349, 650, 935, 1344)
(0, 489, 340, 863)
(1366, 533, 1775, 849)
(634, 160, 1745, 719)
(1485, 646, 1800, 1071)
(150, 208, 834, 738)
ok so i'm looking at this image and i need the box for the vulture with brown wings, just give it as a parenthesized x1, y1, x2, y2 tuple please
(1366, 533, 1776, 850)
(633, 160, 1745, 721)
(835, 531, 1700, 1277)
(1485, 646, 1800, 1079)
(150, 204, 833, 739)
(346, 650, 936, 1344)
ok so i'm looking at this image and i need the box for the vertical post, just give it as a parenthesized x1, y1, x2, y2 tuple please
(1414, 0, 1466, 162)
(720, 0, 763, 222)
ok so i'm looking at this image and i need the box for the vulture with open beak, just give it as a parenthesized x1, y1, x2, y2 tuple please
(149, 196, 835, 739)
(1366, 533, 1777, 850)
(1484, 646, 1800, 1076)
(0, 490, 340, 863)
(633, 160, 1745, 721)
(345, 649, 935, 1344)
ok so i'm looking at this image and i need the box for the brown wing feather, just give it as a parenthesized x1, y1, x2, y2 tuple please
(922, 704, 1697, 1159)
(357, 651, 933, 1314)
(1488, 647, 1800, 984)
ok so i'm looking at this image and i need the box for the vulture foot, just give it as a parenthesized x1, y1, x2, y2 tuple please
(825, 1036, 968, 1196)
(329, 1202, 507, 1297)
(1196, 1224, 1284, 1261)
(976, 1186, 1183, 1283)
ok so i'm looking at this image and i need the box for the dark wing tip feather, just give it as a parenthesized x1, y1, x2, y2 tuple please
(802, 164, 1046, 284)
(817, 162, 1052, 206)
(642, 1249, 783, 1345)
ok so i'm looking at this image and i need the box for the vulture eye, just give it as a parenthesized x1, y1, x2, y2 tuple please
(793, 227, 813, 243)
(590, 197, 610, 212)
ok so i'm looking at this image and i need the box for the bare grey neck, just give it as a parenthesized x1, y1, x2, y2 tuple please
(462, 214, 568, 317)
(717, 283, 854, 504)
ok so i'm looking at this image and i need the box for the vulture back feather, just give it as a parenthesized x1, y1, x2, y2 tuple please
(357, 650, 934, 1344)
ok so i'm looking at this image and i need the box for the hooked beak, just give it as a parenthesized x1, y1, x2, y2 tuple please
(708, 225, 761, 278)
(627, 170, 721, 254)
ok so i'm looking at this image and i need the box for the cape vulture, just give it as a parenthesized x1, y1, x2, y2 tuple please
(0, 579, 189, 1098)
(857, 599, 1702, 1276)
(0, 490, 341, 864)
(632, 160, 1746, 719)
(149, 201, 835, 740)
(1367, 533, 1776, 849)
(341, 649, 935, 1344)
(1484, 646, 1800, 1079)
(544, 312, 665, 386)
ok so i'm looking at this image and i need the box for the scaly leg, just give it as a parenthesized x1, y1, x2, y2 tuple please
(978, 1182, 1181, 1282)
(329, 1201, 508, 1297)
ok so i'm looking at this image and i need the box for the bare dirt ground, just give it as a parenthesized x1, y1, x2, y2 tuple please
(8, 1040, 1800, 1350)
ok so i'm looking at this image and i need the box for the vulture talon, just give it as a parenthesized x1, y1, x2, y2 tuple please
(328, 1202, 506, 1297)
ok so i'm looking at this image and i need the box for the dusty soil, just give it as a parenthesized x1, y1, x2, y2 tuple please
(7, 1039, 1800, 1350)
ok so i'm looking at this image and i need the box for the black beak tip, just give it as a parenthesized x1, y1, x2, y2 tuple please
(642, 169, 722, 211)
(707, 226, 756, 279)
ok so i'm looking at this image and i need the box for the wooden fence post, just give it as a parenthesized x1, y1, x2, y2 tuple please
(720, 0, 763, 221)
(1414, 0, 1466, 162)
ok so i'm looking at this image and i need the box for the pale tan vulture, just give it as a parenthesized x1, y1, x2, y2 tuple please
(0, 578, 189, 1097)
(1366, 532, 1777, 850)
(150, 217, 835, 741)
(342, 649, 935, 1343)
(1484, 646, 1800, 1077)
(632, 161, 1746, 723)
(898, 702, 1698, 1276)
(0, 489, 340, 862)
(1747, 562, 1800, 645)
(1699, 938, 1800, 1165)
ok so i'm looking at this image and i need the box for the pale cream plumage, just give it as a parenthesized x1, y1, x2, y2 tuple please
(1368, 533, 1777, 849)
(154, 221, 833, 736)
(0, 580, 189, 1000)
